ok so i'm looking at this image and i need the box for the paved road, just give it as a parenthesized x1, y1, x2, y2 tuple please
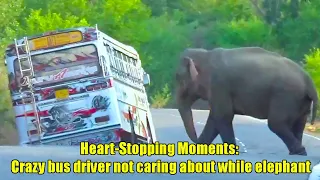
(1, 108, 320, 179)
(155, 109, 320, 156)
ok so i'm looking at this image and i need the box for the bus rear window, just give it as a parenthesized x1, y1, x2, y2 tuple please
(14, 44, 101, 87)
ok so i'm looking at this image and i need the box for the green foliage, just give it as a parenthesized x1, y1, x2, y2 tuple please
(276, 1, 320, 60)
(23, 9, 90, 35)
(305, 48, 320, 121)
(150, 84, 171, 108)
(0, 0, 24, 114)
(140, 12, 195, 97)
(205, 16, 278, 50)
(304, 48, 320, 108)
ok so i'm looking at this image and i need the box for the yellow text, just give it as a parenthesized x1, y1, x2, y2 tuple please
(118, 142, 175, 157)
(136, 160, 177, 175)
(11, 159, 46, 175)
(73, 160, 112, 173)
(179, 160, 216, 173)
(177, 142, 239, 155)
(47, 160, 71, 173)
(80, 142, 116, 155)
(113, 161, 135, 173)
(254, 160, 312, 174)
(217, 160, 253, 173)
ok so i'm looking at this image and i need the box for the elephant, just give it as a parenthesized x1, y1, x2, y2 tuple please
(175, 47, 318, 156)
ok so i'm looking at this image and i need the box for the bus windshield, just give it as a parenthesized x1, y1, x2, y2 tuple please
(14, 44, 101, 87)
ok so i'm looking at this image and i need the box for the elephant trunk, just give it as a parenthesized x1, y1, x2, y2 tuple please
(177, 98, 198, 143)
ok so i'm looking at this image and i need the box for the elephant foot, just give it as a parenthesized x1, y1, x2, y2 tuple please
(289, 146, 307, 156)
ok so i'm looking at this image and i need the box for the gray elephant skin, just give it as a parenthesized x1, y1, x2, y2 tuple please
(175, 47, 318, 156)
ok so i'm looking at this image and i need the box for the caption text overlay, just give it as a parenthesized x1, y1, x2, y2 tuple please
(11, 142, 312, 175)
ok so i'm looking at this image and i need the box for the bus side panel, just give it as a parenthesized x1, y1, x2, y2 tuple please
(114, 81, 157, 141)
(146, 108, 158, 142)
(97, 32, 157, 142)
(116, 101, 149, 139)
(133, 88, 158, 142)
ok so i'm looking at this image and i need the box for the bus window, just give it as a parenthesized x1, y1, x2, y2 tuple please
(136, 68, 141, 81)
(138, 69, 142, 81)
(133, 66, 137, 77)
(124, 56, 131, 78)
(127, 63, 131, 80)
(13, 44, 101, 87)
(120, 53, 127, 74)
(132, 58, 137, 66)
(123, 53, 128, 62)
(112, 49, 120, 71)
(106, 45, 115, 69)
(133, 67, 138, 81)
(117, 52, 125, 75)
(116, 51, 123, 76)
(116, 51, 122, 73)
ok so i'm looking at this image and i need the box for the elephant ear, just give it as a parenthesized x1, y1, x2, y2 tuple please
(183, 56, 198, 82)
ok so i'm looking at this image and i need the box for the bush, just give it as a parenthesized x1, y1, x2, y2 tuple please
(304, 48, 320, 117)
(204, 17, 278, 50)
(150, 83, 171, 108)
(0, 110, 18, 145)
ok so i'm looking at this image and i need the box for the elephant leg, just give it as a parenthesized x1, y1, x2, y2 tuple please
(291, 114, 308, 145)
(209, 104, 236, 145)
(268, 122, 306, 155)
(268, 96, 307, 156)
(268, 111, 306, 156)
(198, 111, 219, 144)
(208, 86, 236, 145)
(215, 114, 236, 145)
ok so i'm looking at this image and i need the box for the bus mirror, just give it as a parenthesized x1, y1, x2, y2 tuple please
(143, 73, 150, 85)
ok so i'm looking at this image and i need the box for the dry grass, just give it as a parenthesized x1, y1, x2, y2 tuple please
(0, 122, 18, 145)
(305, 121, 320, 134)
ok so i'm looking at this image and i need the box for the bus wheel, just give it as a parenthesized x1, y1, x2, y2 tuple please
(146, 114, 154, 144)
(128, 108, 138, 144)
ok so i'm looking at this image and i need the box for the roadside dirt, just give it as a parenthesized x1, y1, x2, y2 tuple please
(305, 121, 320, 136)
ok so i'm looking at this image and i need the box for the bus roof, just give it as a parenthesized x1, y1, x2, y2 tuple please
(101, 33, 139, 59)
(7, 26, 140, 59)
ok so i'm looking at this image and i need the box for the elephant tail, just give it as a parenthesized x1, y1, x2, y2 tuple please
(307, 77, 318, 125)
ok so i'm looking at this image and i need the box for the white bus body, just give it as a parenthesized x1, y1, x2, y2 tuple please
(5, 25, 157, 145)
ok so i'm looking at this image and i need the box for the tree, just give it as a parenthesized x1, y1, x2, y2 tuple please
(204, 17, 278, 51)
(40, 0, 152, 49)
(0, 0, 24, 112)
(276, 1, 320, 60)
(139, 12, 195, 99)
(21, 9, 89, 35)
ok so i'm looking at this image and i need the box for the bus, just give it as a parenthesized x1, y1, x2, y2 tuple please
(4, 25, 157, 146)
